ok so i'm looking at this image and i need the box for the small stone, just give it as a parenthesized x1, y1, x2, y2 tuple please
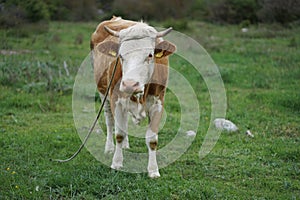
(214, 118, 238, 132)
(241, 28, 248, 33)
(186, 130, 196, 137)
(246, 130, 254, 138)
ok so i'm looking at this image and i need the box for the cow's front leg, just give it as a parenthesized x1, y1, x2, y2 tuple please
(146, 128, 160, 178)
(100, 94, 115, 154)
(146, 99, 163, 178)
(111, 99, 128, 170)
(122, 134, 130, 149)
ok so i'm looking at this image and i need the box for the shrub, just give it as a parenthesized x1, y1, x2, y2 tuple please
(24, 0, 50, 22)
(41, 0, 68, 21)
(62, 0, 98, 21)
(0, 0, 99, 25)
(188, 0, 208, 20)
(112, 0, 157, 21)
(112, 0, 193, 21)
(0, 0, 49, 28)
(257, 0, 300, 24)
(0, 5, 27, 28)
(205, 0, 259, 24)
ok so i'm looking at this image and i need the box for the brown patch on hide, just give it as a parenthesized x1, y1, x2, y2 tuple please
(90, 17, 137, 51)
(149, 140, 158, 150)
(116, 134, 124, 143)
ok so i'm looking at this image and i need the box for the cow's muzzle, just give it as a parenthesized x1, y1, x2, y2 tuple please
(120, 79, 143, 95)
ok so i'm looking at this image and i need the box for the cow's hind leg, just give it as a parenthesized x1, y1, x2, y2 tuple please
(100, 94, 115, 154)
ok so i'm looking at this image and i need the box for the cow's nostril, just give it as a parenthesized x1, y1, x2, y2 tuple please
(133, 82, 139, 87)
(121, 80, 142, 94)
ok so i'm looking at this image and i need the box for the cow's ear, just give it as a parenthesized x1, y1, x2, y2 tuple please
(96, 41, 119, 57)
(154, 41, 176, 58)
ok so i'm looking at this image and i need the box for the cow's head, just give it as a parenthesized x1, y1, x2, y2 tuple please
(97, 23, 176, 96)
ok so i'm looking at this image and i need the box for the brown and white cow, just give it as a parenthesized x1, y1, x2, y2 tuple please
(90, 16, 176, 178)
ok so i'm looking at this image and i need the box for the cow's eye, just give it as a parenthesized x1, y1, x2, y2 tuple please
(145, 53, 153, 63)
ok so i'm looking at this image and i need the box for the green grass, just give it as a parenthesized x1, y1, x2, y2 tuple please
(0, 21, 300, 199)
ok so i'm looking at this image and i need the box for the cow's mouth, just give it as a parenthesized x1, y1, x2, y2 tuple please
(132, 90, 144, 99)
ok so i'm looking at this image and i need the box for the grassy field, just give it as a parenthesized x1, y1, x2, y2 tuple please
(0, 20, 299, 199)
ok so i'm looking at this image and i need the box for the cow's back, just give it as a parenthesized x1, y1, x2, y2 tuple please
(90, 16, 136, 50)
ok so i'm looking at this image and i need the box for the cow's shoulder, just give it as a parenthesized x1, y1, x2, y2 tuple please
(91, 16, 137, 50)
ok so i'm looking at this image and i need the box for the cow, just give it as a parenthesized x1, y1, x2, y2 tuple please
(90, 16, 176, 178)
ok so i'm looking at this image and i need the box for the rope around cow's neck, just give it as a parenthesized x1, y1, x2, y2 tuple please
(51, 56, 119, 163)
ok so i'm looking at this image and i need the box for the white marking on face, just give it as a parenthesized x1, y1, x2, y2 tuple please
(118, 24, 157, 94)
(119, 45, 155, 92)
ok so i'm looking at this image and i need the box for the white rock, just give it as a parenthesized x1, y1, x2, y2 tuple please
(241, 28, 248, 33)
(214, 118, 238, 132)
(246, 130, 254, 138)
(186, 130, 196, 137)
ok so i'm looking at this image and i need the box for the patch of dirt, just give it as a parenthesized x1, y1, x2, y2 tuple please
(0, 49, 31, 55)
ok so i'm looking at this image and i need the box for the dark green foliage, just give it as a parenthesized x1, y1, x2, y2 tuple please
(0, 0, 50, 28)
(257, 0, 300, 24)
(205, 0, 259, 24)
(1, 0, 300, 25)
(0, 4, 27, 28)
(112, 0, 193, 21)
(23, 0, 50, 22)
(61, 0, 98, 21)
(42, 0, 69, 21)
(0, 0, 98, 27)
(111, 0, 300, 24)
(200, 0, 300, 24)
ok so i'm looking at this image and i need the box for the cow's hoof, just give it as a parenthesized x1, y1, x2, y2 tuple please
(148, 171, 160, 178)
(111, 163, 123, 170)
